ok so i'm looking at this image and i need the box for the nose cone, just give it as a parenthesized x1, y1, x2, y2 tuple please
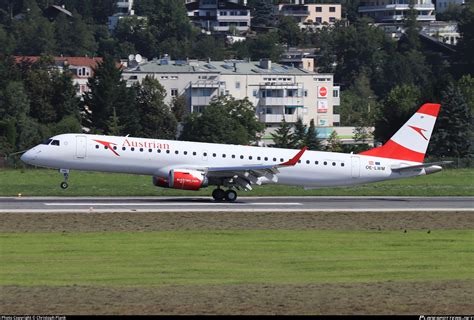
(21, 149, 36, 164)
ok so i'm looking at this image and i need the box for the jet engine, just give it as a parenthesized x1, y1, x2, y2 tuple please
(153, 169, 208, 190)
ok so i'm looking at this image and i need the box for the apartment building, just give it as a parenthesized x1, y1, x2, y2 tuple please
(108, 0, 147, 30)
(274, 0, 342, 29)
(14, 56, 103, 97)
(186, 0, 251, 34)
(122, 57, 340, 144)
(436, 0, 465, 13)
(358, 0, 436, 23)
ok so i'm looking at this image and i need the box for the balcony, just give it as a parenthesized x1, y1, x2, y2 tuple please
(281, 9, 310, 16)
(259, 97, 304, 106)
(259, 114, 299, 123)
(191, 95, 215, 106)
(191, 80, 220, 88)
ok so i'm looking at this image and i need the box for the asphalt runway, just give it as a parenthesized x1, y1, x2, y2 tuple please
(0, 196, 472, 213)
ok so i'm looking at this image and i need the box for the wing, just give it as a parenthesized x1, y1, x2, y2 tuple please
(205, 147, 308, 190)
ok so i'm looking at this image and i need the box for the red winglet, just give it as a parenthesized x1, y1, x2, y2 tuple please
(417, 103, 440, 117)
(280, 146, 308, 166)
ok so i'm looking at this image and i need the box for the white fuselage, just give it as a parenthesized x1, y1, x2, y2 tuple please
(21, 133, 428, 188)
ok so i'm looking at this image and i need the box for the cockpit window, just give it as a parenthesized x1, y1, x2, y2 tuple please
(41, 139, 53, 145)
(51, 140, 60, 146)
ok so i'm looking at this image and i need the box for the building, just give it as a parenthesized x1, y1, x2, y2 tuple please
(14, 56, 103, 97)
(108, 0, 147, 31)
(122, 57, 341, 144)
(279, 48, 316, 72)
(358, 0, 436, 23)
(436, 0, 465, 13)
(274, 0, 342, 29)
(186, 0, 251, 34)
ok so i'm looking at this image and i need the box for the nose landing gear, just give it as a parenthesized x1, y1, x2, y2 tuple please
(212, 188, 237, 202)
(59, 169, 69, 189)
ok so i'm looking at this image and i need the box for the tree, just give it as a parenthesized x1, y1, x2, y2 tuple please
(54, 9, 97, 56)
(249, 0, 275, 27)
(271, 118, 295, 149)
(454, 2, 474, 76)
(12, 0, 56, 55)
(429, 83, 471, 158)
(278, 16, 303, 48)
(83, 55, 136, 134)
(171, 94, 188, 122)
(180, 96, 264, 145)
(326, 130, 343, 152)
(291, 118, 307, 148)
(374, 84, 421, 143)
(134, 76, 177, 139)
(339, 71, 377, 126)
(305, 119, 321, 151)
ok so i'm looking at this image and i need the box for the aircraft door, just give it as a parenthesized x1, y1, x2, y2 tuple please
(351, 156, 360, 178)
(75, 135, 87, 159)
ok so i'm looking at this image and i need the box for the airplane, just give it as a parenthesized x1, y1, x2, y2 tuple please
(21, 103, 450, 201)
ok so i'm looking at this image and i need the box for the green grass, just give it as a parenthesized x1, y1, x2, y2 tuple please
(0, 168, 473, 196)
(1, 230, 472, 287)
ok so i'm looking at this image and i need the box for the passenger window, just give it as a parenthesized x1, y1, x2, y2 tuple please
(264, 157, 268, 161)
(131, 147, 135, 151)
(332, 162, 336, 166)
(306, 160, 310, 164)
(281, 158, 284, 162)
(324, 161, 327, 165)
(240, 155, 244, 159)
(175, 150, 179, 154)
(232, 155, 235, 159)
(184, 151, 188, 155)
(257, 156, 261, 161)
(273, 158, 277, 162)
(341, 163, 345, 167)
(222, 154, 226, 158)
(166, 150, 170, 154)
(113, 146, 117, 150)
(249, 156, 253, 160)
(298, 160, 301, 163)
(193, 152, 196, 156)
(96, 145, 99, 149)
(140, 148, 144, 152)
(203, 152, 207, 157)
(315, 161, 319, 165)
(157, 149, 161, 153)
(213, 153, 216, 157)
(148, 149, 152, 152)
(122, 147, 126, 151)
(104, 146, 108, 150)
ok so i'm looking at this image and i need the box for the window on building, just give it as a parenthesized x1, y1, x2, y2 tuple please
(329, 6, 336, 12)
(171, 89, 178, 97)
(329, 17, 336, 23)
(235, 81, 240, 89)
(316, 17, 322, 23)
(333, 89, 339, 98)
(316, 6, 322, 12)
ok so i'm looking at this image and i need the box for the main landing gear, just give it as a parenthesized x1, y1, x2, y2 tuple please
(59, 169, 70, 189)
(212, 188, 237, 202)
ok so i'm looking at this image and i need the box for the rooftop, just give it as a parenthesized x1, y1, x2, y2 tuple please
(124, 59, 316, 75)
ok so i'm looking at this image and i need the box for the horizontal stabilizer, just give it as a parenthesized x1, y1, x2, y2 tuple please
(391, 161, 452, 174)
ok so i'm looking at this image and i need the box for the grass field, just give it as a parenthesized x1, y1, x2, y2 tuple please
(1, 230, 472, 287)
(0, 168, 473, 196)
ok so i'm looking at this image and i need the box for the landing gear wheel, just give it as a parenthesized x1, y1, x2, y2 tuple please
(59, 169, 70, 190)
(212, 188, 226, 201)
(60, 182, 69, 189)
(225, 190, 237, 202)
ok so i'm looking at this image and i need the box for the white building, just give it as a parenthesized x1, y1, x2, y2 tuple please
(359, 0, 436, 23)
(274, 1, 342, 29)
(122, 57, 341, 144)
(436, 0, 465, 13)
(108, 0, 147, 30)
(186, 0, 251, 34)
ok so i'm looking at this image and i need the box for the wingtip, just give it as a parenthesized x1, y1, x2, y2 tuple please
(418, 103, 441, 117)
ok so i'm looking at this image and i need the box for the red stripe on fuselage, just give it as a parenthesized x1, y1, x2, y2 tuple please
(359, 139, 425, 162)
(93, 139, 120, 156)
(417, 103, 440, 117)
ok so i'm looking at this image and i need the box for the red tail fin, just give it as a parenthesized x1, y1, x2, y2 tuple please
(359, 103, 440, 162)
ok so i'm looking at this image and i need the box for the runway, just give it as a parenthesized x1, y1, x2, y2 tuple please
(0, 196, 472, 213)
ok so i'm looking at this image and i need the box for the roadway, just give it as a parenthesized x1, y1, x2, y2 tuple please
(0, 196, 472, 213)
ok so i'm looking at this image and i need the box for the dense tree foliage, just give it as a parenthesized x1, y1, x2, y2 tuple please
(180, 96, 264, 145)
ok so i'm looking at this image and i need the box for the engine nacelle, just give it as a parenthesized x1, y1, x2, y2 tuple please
(153, 169, 208, 191)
